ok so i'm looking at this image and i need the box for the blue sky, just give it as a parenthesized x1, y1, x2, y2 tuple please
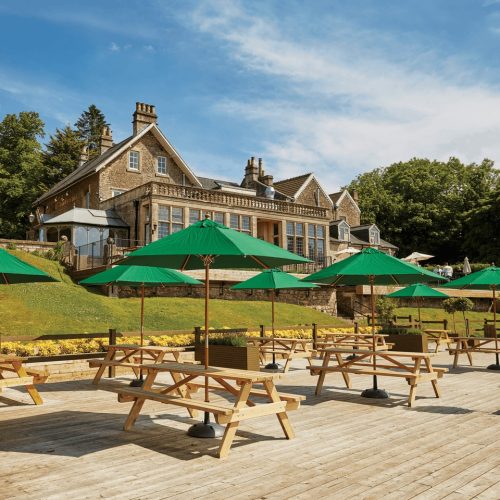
(1, 0, 500, 191)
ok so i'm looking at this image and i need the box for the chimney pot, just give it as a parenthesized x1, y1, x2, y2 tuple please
(133, 102, 158, 135)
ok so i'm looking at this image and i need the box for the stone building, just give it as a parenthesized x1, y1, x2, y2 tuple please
(32, 102, 396, 271)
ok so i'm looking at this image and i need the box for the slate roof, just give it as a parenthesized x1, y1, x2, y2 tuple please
(35, 136, 132, 205)
(274, 173, 312, 198)
(329, 191, 343, 204)
(197, 177, 241, 190)
(42, 207, 128, 228)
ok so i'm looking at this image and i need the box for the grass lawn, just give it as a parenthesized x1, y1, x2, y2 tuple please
(394, 306, 495, 336)
(0, 250, 348, 336)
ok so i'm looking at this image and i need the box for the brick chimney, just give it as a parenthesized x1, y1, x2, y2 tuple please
(352, 190, 359, 204)
(132, 102, 157, 135)
(258, 158, 273, 186)
(79, 146, 88, 166)
(100, 126, 113, 154)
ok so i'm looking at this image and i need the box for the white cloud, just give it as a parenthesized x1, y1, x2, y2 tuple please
(109, 42, 120, 52)
(187, 1, 500, 191)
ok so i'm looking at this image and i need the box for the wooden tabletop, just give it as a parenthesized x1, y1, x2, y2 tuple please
(139, 361, 278, 382)
(247, 337, 309, 342)
(0, 354, 27, 362)
(106, 344, 185, 351)
(321, 347, 434, 358)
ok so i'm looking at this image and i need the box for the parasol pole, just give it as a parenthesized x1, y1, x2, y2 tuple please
(493, 285, 499, 367)
(272, 289, 276, 365)
(370, 275, 377, 390)
(140, 283, 145, 381)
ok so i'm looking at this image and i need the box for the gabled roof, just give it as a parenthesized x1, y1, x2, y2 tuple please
(35, 123, 202, 205)
(274, 173, 313, 198)
(330, 219, 350, 227)
(197, 177, 240, 190)
(42, 207, 128, 228)
(329, 190, 360, 212)
(274, 172, 333, 207)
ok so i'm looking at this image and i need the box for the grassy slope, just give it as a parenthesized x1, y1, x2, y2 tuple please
(0, 251, 347, 336)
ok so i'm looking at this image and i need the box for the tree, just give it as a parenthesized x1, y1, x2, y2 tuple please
(0, 112, 45, 238)
(42, 126, 85, 187)
(346, 157, 499, 262)
(74, 104, 109, 160)
(443, 298, 458, 333)
(376, 297, 398, 327)
(462, 184, 500, 265)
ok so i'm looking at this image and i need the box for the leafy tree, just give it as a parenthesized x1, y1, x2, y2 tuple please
(443, 298, 458, 333)
(74, 104, 109, 160)
(42, 126, 85, 187)
(0, 112, 45, 238)
(443, 297, 473, 334)
(462, 184, 500, 265)
(376, 297, 398, 327)
(346, 157, 499, 262)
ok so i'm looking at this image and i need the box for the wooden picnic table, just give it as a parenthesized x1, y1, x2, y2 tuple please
(98, 361, 304, 458)
(424, 329, 453, 353)
(309, 348, 447, 407)
(89, 344, 189, 384)
(0, 354, 46, 405)
(316, 332, 393, 353)
(448, 337, 500, 368)
(247, 337, 315, 372)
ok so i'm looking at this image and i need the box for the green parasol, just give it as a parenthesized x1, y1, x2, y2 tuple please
(303, 247, 443, 399)
(231, 268, 318, 369)
(80, 266, 202, 384)
(0, 248, 58, 284)
(122, 217, 310, 436)
(386, 283, 449, 325)
(442, 267, 500, 369)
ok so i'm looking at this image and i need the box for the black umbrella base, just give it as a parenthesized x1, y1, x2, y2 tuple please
(265, 362, 281, 370)
(187, 422, 225, 438)
(129, 378, 144, 387)
(361, 388, 390, 399)
(486, 363, 500, 371)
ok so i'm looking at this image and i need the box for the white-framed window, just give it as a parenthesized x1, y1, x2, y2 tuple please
(129, 150, 140, 171)
(338, 221, 350, 242)
(229, 214, 251, 233)
(111, 189, 126, 198)
(157, 156, 167, 175)
(369, 227, 380, 245)
(213, 212, 224, 224)
(157, 205, 185, 238)
(189, 209, 201, 225)
(286, 221, 304, 256)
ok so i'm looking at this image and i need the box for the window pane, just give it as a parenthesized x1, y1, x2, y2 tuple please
(287, 236, 294, 252)
(317, 239, 325, 256)
(129, 151, 139, 170)
(189, 209, 200, 225)
(158, 222, 169, 238)
(157, 156, 167, 175)
(172, 223, 183, 233)
(158, 205, 169, 221)
(308, 239, 315, 257)
(172, 207, 183, 223)
(296, 237, 304, 256)
(317, 226, 324, 238)
(286, 222, 294, 235)
(296, 223, 304, 236)
(308, 224, 315, 238)
(213, 212, 224, 224)
(241, 216, 250, 232)
(230, 214, 239, 229)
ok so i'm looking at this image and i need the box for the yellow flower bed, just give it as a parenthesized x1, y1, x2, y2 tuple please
(0, 325, 376, 356)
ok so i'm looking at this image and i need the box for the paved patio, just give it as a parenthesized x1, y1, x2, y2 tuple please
(0, 351, 499, 499)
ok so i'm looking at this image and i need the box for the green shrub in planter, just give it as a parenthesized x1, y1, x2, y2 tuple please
(380, 327, 428, 352)
(195, 335, 260, 370)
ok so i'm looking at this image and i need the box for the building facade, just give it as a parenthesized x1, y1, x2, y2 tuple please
(33, 102, 396, 271)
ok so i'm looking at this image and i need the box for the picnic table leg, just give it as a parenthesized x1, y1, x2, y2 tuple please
(408, 358, 422, 407)
(123, 370, 157, 431)
(171, 371, 198, 419)
(263, 379, 295, 440)
(12, 361, 43, 405)
(452, 343, 460, 369)
(218, 381, 253, 459)
(336, 352, 351, 388)
(315, 352, 331, 396)
(282, 353, 293, 373)
(93, 349, 115, 385)
(423, 358, 441, 398)
(466, 348, 473, 367)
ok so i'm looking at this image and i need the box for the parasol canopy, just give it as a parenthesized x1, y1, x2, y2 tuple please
(0, 248, 58, 284)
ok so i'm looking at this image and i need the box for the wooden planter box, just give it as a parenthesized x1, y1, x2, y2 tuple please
(386, 333, 428, 353)
(195, 345, 260, 371)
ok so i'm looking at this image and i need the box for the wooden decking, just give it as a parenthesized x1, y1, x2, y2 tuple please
(0, 351, 499, 499)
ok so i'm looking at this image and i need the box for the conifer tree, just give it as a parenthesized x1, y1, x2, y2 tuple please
(74, 104, 109, 160)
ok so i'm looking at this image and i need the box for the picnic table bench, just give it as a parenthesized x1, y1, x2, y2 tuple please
(309, 348, 447, 407)
(89, 344, 190, 384)
(0, 354, 47, 405)
(424, 329, 453, 353)
(97, 362, 304, 458)
(247, 337, 315, 372)
(315, 332, 393, 355)
(448, 337, 500, 368)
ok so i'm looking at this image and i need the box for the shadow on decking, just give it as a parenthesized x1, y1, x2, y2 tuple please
(0, 410, 276, 460)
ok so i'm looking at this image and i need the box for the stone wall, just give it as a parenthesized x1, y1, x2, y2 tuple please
(0, 239, 57, 252)
(116, 284, 337, 316)
(335, 192, 361, 226)
(296, 177, 332, 213)
(99, 131, 194, 202)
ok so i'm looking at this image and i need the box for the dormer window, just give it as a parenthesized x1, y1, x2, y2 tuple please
(129, 150, 140, 171)
(338, 221, 350, 242)
(369, 227, 380, 245)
